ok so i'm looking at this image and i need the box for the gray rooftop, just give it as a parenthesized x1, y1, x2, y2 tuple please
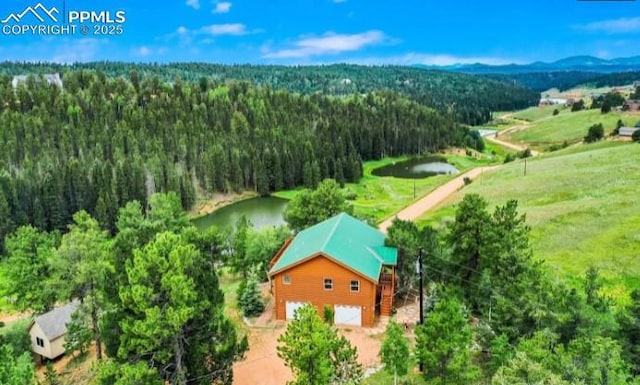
(620, 127, 640, 136)
(32, 301, 79, 340)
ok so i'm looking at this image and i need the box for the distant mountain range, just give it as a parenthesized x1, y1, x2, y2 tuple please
(418, 55, 640, 74)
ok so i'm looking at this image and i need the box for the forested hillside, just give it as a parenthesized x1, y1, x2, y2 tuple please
(488, 71, 640, 92)
(0, 69, 467, 238)
(0, 62, 539, 125)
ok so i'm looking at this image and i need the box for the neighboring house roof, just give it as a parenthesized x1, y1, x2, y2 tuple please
(30, 301, 79, 341)
(269, 212, 397, 282)
(620, 127, 640, 136)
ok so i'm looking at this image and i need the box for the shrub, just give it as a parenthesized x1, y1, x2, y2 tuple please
(463, 177, 472, 185)
(342, 188, 357, 201)
(584, 123, 604, 143)
(0, 320, 31, 357)
(553, 108, 559, 116)
(519, 148, 532, 158)
(571, 99, 585, 112)
(632, 129, 640, 142)
(323, 305, 334, 325)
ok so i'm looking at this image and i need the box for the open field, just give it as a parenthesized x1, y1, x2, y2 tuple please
(275, 153, 499, 222)
(510, 105, 570, 122)
(417, 142, 640, 297)
(504, 109, 639, 149)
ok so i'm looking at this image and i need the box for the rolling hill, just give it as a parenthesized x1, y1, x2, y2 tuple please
(418, 141, 640, 296)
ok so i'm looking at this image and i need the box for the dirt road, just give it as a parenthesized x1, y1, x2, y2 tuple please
(378, 166, 498, 233)
(485, 135, 541, 156)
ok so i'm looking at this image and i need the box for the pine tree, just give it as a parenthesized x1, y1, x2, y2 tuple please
(118, 231, 247, 385)
(380, 321, 410, 385)
(238, 274, 264, 317)
(278, 303, 363, 385)
(64, 305, 93, 356)
(415, 296, 479, 383)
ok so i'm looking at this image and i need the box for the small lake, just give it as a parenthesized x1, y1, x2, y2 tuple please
(372, 156, 460, 179)
(192, 196, 288, 231)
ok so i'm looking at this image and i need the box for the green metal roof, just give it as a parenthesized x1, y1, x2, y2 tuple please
(269, 213, 397, 282)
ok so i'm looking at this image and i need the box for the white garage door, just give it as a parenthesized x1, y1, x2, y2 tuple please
(285, 301, 307, 320)
(334, 305, 362, 326)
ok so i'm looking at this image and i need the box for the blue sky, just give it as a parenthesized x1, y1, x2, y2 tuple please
(1, 0, 639, 64)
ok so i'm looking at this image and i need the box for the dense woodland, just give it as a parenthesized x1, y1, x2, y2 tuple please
(0, 67, 483, 240)
(0, 62, 539, 125)
(491, 70, 640, 92)
(1, 193, 249, 385)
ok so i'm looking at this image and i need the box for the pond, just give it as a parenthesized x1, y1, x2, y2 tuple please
(192, 196, 288, 231)
(371, 156, 460, 179)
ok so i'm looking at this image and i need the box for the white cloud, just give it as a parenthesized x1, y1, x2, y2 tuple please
(333, 53, 521, 66)
(130, 46, 167, 57)
(263, 30, 387, 59)
(199, 23, 247, 35)
(136, 46, 152, 56)
(213, 2, 232, 13)
(186, 0, 200, 9)
(176, 26, 189, 35)
(576, 17, 640, 34)
(51, 38, 107, 63)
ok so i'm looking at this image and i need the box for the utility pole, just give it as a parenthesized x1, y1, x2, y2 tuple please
(524, 157, 527, 176)
(413, 179, 416, 199)
(416, 247, 424, 372)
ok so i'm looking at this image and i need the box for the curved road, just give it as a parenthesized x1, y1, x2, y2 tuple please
(485, 135, 541, 156)
(378, 166, 498, 233)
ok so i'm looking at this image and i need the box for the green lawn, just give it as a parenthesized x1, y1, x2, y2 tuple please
(417, 142, 640, 299)
(274, 153, 499, 222)
(505, 109, 638, 149)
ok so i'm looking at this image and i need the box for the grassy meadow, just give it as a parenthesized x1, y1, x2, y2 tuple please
(505, 108, 639, 149)
(274, 152, 499, 222)
(510, 105, 570, 122)
(417, 141, 640, 299)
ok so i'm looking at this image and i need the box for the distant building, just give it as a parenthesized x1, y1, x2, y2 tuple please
(12, 73, 63, 90)
(619, 126, 640, 137)
(28, 301, 78, 361)
(622, 100, 640, 112)
(538, 97, 567, 107)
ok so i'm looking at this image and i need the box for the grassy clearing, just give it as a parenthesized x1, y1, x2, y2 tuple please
(274, 153, 499, 222)
(505, 109, 638, 149)
(511, 105, 570, 122)
(483, 139, 516, 159)
(417, 142, 640, 298)
(364, 370, 428, 385)
(218, 267, 245, 327)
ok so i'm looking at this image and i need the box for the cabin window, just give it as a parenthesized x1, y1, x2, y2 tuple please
(323, 278, 333, 290)
(282, 275, 291, 285)
(350, 280, 360, 293)
(36, 337, 44, 347)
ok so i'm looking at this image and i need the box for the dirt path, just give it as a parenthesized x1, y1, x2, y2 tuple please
(485, 135, 541, 156)
(378, 166, 498, 233)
